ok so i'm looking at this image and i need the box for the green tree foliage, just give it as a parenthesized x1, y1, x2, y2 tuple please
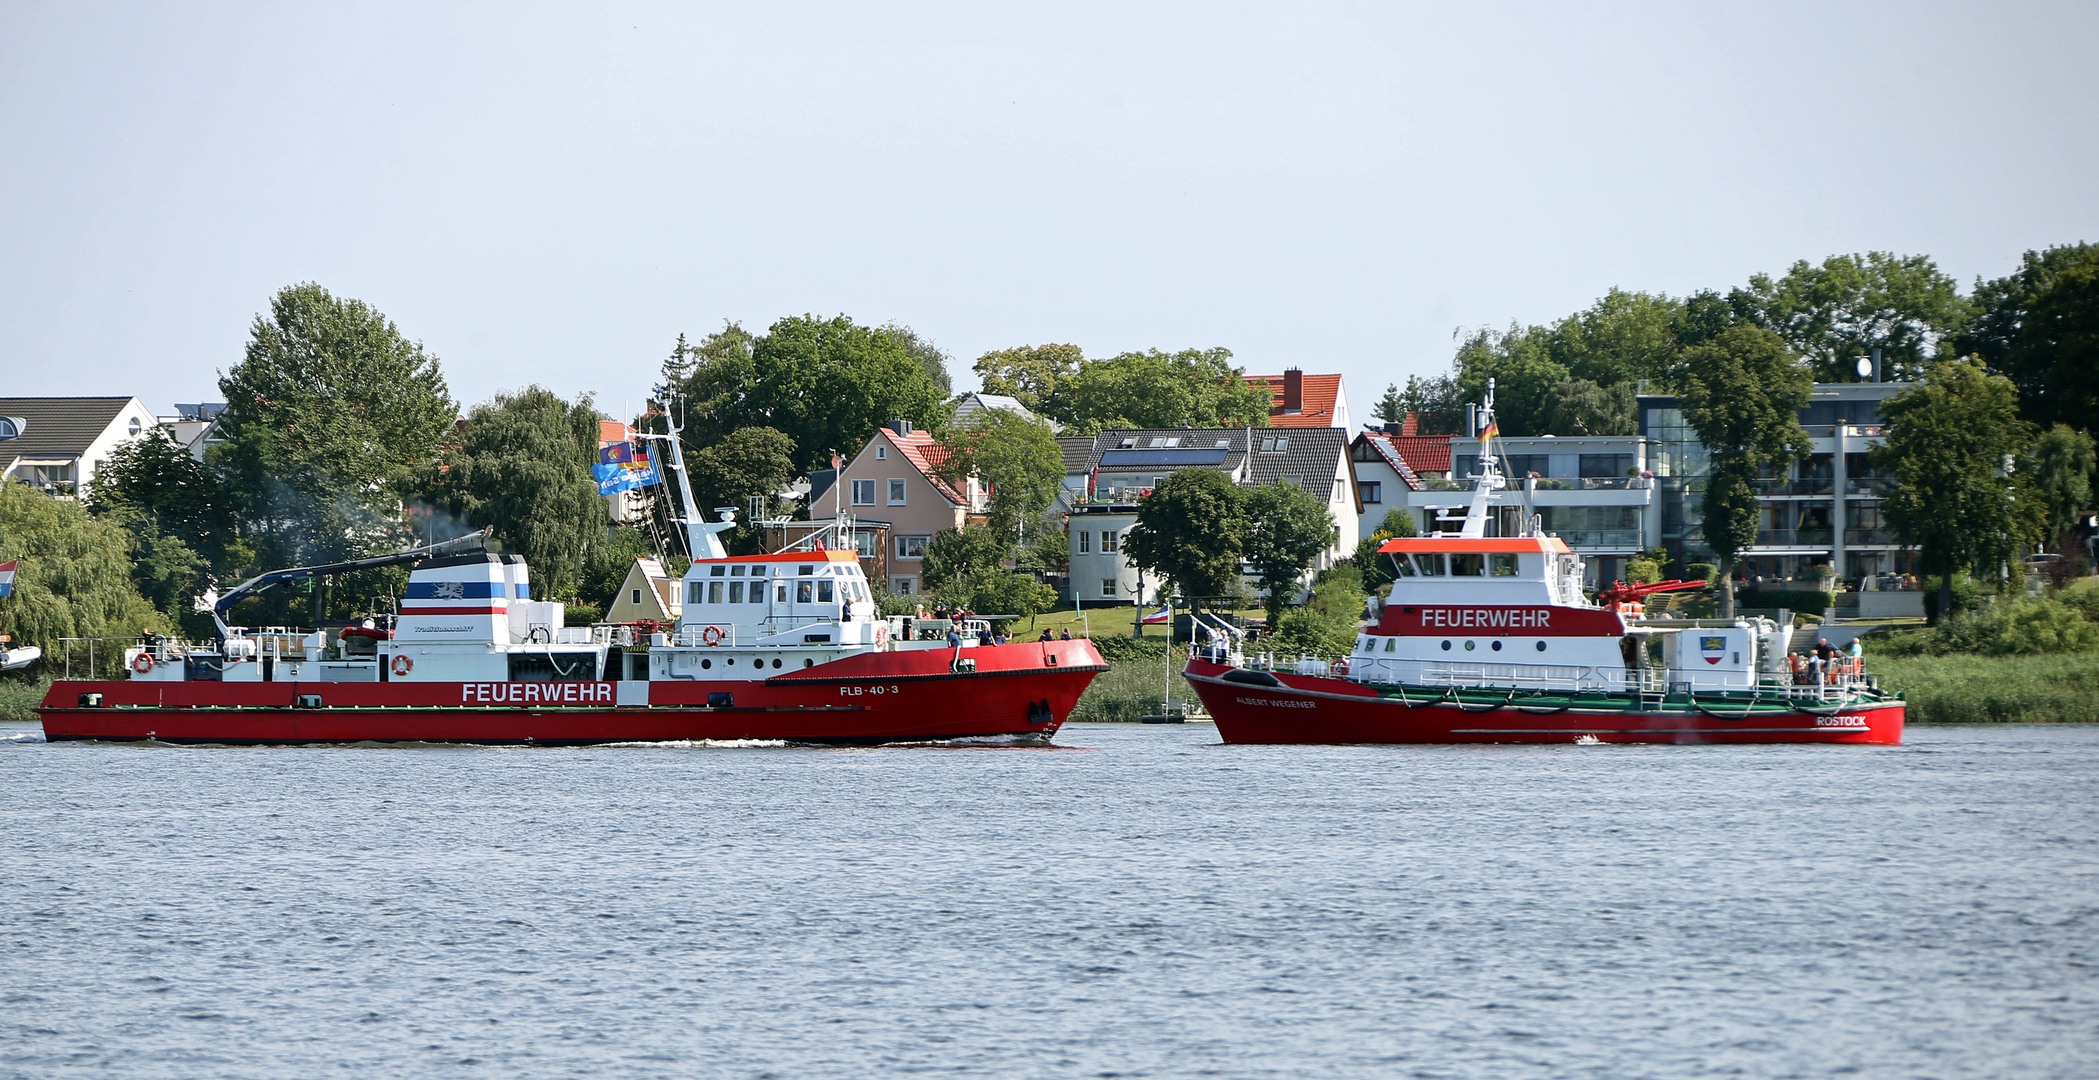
(931, 569, 1058, 620)
(1013, 527, 1068, 577)
(87, 429, 240, 570)
(1731, 252, 1970, 382)
(1372, 383, 1407, 427)
(2031, 423, 2096, 547)
(213, 283, 457, 576)
(1268, 565, 1366, 658)
(1543, 378, 1637, 436)
(1452, 325, 1569, 436)
(688, 426, 798, 551)
(1545, 288, 1684, 387)
(1397, 373, 1467, 434)
(1243, 481, 1336, 628)
(921, 525, 1010, 590)
(576, 527, 658, 611)
(1675, 326, 1814, 616)
(1874, 359, 2044, 624)
(1961, 243, 2099, 432)
(878, 323, 953, 396)
(972, 343, 1086, 415)
(0, 484, 169, 668)
(1352, 508, 1417, 593)
(654, 315, 949, 472)
(1044, 348, 1271, 435)
(1124, 469, 1251, 610)
(423, 386, 605, 600)
(935, 409, 1063, 538)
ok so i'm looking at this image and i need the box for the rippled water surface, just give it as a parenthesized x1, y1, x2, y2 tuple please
(2, 720, 2094, 1078)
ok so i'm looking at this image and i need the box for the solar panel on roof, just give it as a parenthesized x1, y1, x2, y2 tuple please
(1097, 447, 1231, 468)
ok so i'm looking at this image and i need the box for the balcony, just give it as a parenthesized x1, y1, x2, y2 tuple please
(1845, 477, 1893, 496)
(1752, 477, 1834, 496)
(1552, 529, 1643, 549)
(1844, 528, 1897, 545)
(1753, 528, 1834, 548)
(1529, 476, 1644, 491)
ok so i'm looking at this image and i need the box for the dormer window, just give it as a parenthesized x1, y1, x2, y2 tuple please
(1118, 438, 1136, 449)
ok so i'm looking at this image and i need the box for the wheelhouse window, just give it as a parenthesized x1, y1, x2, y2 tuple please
(1412, 553, 1446, 576)
(851, 479, 876, 505)
(1490, 554, 1519, 576)
(1450, 554, 1485, 576)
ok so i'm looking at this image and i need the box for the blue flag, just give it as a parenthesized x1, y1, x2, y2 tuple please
(592, 443, 661, 495)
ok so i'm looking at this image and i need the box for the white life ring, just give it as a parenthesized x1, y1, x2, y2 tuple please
(131, 652, 154, 674)
(392, 655, 413, 676)
(702, 625, 725, 646)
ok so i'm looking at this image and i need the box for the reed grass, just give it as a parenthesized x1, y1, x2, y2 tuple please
(1869, 653, 2099, 723)
(1070, 644, 1186, 722)
(0, 674, 52, 724)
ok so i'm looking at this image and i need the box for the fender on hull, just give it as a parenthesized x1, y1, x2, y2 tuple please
(1183, 660, 1904, 745)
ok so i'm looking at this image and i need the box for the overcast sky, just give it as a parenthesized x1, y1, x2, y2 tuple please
(3, 1, 2094, 421)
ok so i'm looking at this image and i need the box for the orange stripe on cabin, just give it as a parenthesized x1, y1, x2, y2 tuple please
(1377, 537, 1572, 555)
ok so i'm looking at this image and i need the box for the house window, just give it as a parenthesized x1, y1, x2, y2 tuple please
(1360, 481, 1382, 504)
(852, 479, 876, 505)
(888, 478, 907, 505)
(891, 577, 915, 595)
(1100, 530, 1119, 554)
(630, 588, 642, 606)
(1259, 436, 1290, 453)
(876, 445, 887, 460)
(127, 417, 142, 436)
(1076, 531, 1090, 554)
(896, 535, 927, 560)
(1101, 578, 1117, 598)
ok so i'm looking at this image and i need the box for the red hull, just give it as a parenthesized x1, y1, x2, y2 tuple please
(38, 641, 1106, 746)
(1183, 659, 1904, 745)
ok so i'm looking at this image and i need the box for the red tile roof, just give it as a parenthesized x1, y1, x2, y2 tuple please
(1360, 430, 1453, 478)
(886, 430, 968, 505)
(1245, 373, 1343, 428)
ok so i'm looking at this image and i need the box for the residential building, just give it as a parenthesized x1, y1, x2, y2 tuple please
(157, 403, 226, 456)
(0, 396, 159, 498)
(1061, 427, 1360, 605)
(1245, 369, 1351, 431)
(806, 420, 989, 596)
(1639, 381, 1911, 584)
(1348, 424, 1457, 538)
(604, 557, 681, 623)
(949, 392, 1043, 429)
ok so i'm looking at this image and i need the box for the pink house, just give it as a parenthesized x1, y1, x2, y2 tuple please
(807, 420, 987, 596)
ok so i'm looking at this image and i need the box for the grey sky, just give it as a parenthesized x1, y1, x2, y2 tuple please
(3, 1, 2094, 421)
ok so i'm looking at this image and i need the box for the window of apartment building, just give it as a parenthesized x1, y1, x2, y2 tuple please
(1100, 530, 1119, 554)
(895, 535, 927, 559)
(851, 479, 876, 505)
(1360, 481, 1381, 504)
(1579, 454, 1633, 479)
(1102, 578, 1116, 598)
(1076, 530, 1091, 554)
(1504, 454, 1550, 478)
(888, 478, 907, 505)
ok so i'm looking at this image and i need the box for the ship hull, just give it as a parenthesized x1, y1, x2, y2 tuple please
(1183, 659, 1904, 745)
(38, 641, 1105, 746)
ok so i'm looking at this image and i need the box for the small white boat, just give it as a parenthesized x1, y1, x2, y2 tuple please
(0, 645, 42, 672)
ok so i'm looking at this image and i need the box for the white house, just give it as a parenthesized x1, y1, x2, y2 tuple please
(0, 396, 161, 498)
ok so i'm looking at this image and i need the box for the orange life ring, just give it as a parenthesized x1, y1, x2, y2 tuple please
(702, 625, 725, 646)
(392, 655, 413, 676)
(131, 652, 154, 674)
(874, 624, 888, 646)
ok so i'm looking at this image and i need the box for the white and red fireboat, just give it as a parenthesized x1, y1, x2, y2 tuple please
(39, 429, 1104, 746)
(1181, 383, 1904, 746)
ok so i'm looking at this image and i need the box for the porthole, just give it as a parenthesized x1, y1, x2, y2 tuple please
(1535, 641, 1547, 652)
(803, 658, 814, 668)
(1464, 640, 1475, 651)
(726, 657, 735, 666)
(701, 658, 712, 669)
(772, 658, 783, 669)
(1491, 640, 1502, 652)
(1440, 640, 1451, 651)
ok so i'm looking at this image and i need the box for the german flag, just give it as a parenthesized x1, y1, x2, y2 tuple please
(1479, 421, 1499, 441)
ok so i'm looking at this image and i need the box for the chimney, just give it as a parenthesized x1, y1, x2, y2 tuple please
(1401, 412, 1418, 437)
(888, 418, 912, 437)
(1282, 369, 1304, 414)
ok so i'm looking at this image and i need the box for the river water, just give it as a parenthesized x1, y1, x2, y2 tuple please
(1, 720, 2093, 1079)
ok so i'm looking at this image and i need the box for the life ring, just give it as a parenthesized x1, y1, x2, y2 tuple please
(874, 624, 888, 647)
(392, 655, 413, 676)
(131, 652, 154, 674)
(701, 625, 724, 646)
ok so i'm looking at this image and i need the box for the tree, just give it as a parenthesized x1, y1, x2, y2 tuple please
(1268, 565, 1367, 659)
(1731, 252, 1970, 382)
(1372, 383, 1407, 428)
(0, 484, 169, 670)
(922, 525, 1011, 591)
(1542, 378, 1637, 436)
(935, 409, 1063, 538)
(213, 283, 457, 578)
(423, 386, 605, 600)
(1046, 348, 1271, 434)
(87, 429, 239, 568)
(878, 322, 954, 396)
(689, 426, 798, 551)
(1244, 481, 1335, 628)
(1124, 469, 1250, 614)
(1353, 508, 1417, 592)
(2029, 424, 2094, 554)
(932, 568, 1058, 621)
(1874, 359, 2044, 624)
(1397, 373, 1467, 435)
(653, 315, 948, 472)
(1545, 288, 1684, 388)
(1675, 325, 1813, 617)
(1961, 244, 2099, 432)
(1452, 325, 1568, 436)
(972, 343, 1085, 414)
